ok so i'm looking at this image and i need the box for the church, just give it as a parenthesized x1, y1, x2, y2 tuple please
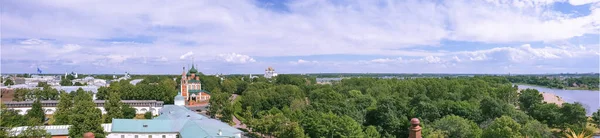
(180, 64, 211, 106)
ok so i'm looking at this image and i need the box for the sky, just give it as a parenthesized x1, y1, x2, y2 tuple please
(1, 0, 599, 74)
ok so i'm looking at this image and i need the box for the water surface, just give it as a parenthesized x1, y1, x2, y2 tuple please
(517, 85, 600, 116)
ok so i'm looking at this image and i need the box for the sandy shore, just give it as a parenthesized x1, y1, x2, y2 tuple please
(541, 92, 565, 106)
(518, 89, 565, 106)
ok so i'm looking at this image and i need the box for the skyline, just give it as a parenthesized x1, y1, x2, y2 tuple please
(1, 0, 600, 74)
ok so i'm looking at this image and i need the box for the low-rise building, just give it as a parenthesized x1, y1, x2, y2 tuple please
(3, 100, 164, 115)
(8, 93, 242, 138)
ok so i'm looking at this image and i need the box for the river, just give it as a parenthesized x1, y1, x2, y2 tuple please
(517, 84, 600, 116)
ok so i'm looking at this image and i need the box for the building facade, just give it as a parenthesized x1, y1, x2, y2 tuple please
(180, 64, 210, 106)
(3, 100, 164, 115)
(8, 93, 242, 138)
(264, 67, 278, 79)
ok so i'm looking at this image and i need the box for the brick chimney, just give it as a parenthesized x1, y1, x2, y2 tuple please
(409, 118, 422, 138)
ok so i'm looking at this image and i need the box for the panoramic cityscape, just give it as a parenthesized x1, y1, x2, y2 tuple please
(1, 0, 600, 138)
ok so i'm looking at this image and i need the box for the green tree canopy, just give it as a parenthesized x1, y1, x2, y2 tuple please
(104, 91, 124, 123)
(521, 120, 552, 138)
(518, 89, 543, 113)
(482, 116, 522, 138)
(122, 104, 136, 119)
(17, 117, 51, 138)
(3, 78, 14, 86)
(430, 115, 482, 138)
(60, 79, 73, 86)
(68, 91, 105, 138)
(144, 112, 153, 119)
(26, 99, 45, 124)
(592, 109, 600, 128)
(53, 92, 73, 125)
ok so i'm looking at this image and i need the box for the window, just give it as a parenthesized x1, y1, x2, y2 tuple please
(121, 135, 125, 138)
(162, 135, 166, 138)
(135, 135, 139, 138)
(148, 135, 152, 138)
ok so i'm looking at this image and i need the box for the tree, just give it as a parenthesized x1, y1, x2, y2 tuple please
(518, 89, 543, 113)
(480, 97, 513, 121)
(521, 120, 552, 138)
(144, 112, 153, 119)
(53, 92, 73, 125)
(430, 115, 482, 138)
(364, 125, 381, 138)
(221, 79, 237, 93)
(482, 116, 522, 138)
(60, 79, 73, 86)
(36, 82, 49, 87)
(208, 88, 228, 118)
(1, 103, 27, 127)
(96, 86, 109, 100)
(303, 112, 365, 138)
(74, 82, 84, 86)
(592, 109, 600, 128)
(530, 103, 562, 127)
(122, 104, 136, 119)
(68, 92, 105, 138)
(26, 99, 45, 124)
(3, 78, 14, 86)
(104, 91, 124, 123)
(559, 102, 587, 128)
(18, 118, 51, 138)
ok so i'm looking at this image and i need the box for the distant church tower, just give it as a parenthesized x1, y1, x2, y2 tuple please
(180, 63, 210, 106)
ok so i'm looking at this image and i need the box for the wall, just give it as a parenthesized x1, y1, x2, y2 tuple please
(9, 106, 162, 115)
(107, 133, 178, 138)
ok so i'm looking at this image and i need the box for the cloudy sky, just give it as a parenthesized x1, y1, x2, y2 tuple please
(1, 0, 599, 74)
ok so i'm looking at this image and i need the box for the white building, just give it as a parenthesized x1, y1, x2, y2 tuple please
(3, 100, 164, 115)
(72, 76, 108, 87)
(7, 93, 241, 138)
(264, 67, 278, 79)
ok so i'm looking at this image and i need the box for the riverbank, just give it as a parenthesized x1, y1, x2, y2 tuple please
(518, 88, 565, 106)
(514, 83, 599, 91)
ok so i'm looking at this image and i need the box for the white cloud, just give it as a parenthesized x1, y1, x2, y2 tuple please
(180, 51, 194, 60)
(106, 54, 130, 63)
(4, 0, 597, 58)
(424, 56, 442, 64)
(370, 57, 403, 63)
(20, 39, 45, 45)
(218, 53, 256, 64)
(445, 0, 599, 43)
(452, 56, 462, 62)
(1, 0, 599, 73)
(289, 59, 319, 65)
(569, 0, 600, 5)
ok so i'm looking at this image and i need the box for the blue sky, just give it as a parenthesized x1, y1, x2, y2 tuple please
(1, 0, 599, 74)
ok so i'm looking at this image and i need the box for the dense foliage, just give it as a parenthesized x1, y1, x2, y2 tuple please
(97, 77, 178, 104)
(217, 76, 590, 137)
(12, 87, 60, 101)
(3, 78, 14, 86)
(68, 89, 105, 137)
(508, 75, 599, 90)
(1, 73, 596, 137)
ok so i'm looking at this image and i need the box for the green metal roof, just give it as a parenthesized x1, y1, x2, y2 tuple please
(188, 64, 198, 74)
(189, 89, 210, 95)
(188, 79, 201, 83)
(111, 119, 178, 133)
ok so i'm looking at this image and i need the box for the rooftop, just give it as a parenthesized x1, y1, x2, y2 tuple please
(112, 105, 241, 137)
